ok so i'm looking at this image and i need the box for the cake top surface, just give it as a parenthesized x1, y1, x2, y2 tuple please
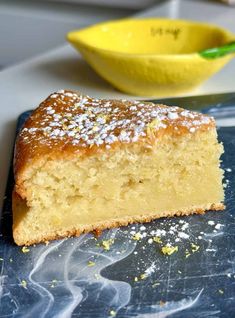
(19, 89, 214, 148)
(15, 90, 215, 174)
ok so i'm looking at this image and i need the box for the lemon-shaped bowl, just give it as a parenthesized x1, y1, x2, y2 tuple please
(67, 18, 235, 97)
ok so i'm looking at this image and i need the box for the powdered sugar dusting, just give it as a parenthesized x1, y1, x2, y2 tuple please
(19, 90, 214, 150)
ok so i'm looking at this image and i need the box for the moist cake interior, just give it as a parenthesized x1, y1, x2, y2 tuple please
(13, 128, 224, 245)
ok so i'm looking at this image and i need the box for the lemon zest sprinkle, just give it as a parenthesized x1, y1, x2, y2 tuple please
(185, 249, 191, 258)
(153, 236, 162, 244)
(88, 261, 95, 267)
(20, 280, 27, 289)
(191, 243, 200, 253)
(140, 273, 147, 280)
(22, 246, 30, 253)
(161, 245, 178, 255)
(132, 232, 142, 241)
(101, 239, 114, 251)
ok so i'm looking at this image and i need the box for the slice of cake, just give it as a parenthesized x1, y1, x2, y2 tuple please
(13, 90, 224, 246)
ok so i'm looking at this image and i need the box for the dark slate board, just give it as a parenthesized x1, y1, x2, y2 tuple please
(0, 93, 235, 318)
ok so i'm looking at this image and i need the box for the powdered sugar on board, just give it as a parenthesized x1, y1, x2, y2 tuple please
(126, 215, 225, 265)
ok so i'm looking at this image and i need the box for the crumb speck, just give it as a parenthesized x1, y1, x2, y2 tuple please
(215, 224, 223, 230)
(51, 279, 58, 288)
(152, 282, 160, 287)
(110, 310, 116, 317)
(208, 221, 215, 226)
(94, 273, 101, 280)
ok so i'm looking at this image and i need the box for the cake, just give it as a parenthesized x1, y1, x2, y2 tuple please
(13, 90, 224, 246)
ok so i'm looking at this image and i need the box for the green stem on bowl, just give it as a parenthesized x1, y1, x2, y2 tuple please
(199, 41, 235, 59)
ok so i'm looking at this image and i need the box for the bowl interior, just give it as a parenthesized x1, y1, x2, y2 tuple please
(71, 19, 231, 55)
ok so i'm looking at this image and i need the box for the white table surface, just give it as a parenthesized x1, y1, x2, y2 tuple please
(1, 0, 235, 209)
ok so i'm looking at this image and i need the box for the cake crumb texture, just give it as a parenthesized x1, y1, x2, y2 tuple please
(13, 90, 224, 246)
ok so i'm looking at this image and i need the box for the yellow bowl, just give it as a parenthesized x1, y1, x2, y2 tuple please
(67, 18, 235, 97)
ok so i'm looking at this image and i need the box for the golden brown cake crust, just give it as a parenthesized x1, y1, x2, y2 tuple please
(12, 191, 225, 246)
(14, 90, 215, 199)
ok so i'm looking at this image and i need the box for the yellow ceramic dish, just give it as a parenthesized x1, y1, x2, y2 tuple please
(67, 18, 235, 96)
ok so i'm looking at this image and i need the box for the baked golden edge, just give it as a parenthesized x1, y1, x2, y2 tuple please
(13, 191, 225, 246)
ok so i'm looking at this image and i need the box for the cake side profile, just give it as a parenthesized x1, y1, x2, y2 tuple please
(13, 90, 224, 246)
